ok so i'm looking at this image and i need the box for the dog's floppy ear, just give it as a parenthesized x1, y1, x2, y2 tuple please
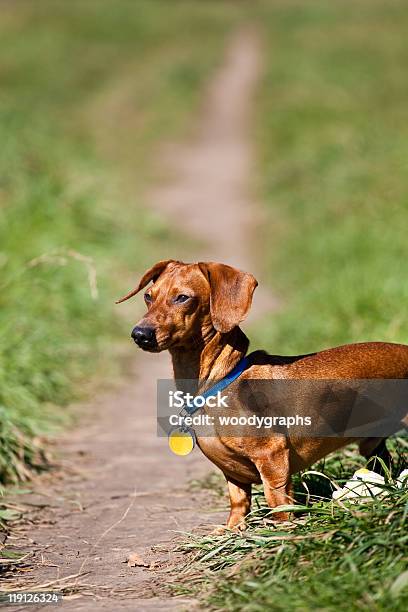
(116, 259, 175, 304)
(198, 262, 258, 333)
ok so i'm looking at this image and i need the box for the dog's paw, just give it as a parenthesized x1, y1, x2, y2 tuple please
(210, 521, 246, 536)
(210, 525, 228, 536)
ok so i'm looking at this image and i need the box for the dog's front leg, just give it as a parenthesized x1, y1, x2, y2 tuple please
(256, 448, 292, 521)
(211, 476, 251, 535)
(225, 476, 252, 530)
(213, 474, 252, 535)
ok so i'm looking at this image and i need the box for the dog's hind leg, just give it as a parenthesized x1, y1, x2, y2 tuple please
(359, 437, 393, 476)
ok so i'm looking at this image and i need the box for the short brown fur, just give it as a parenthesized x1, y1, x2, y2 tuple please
(117, 260, 408, 529)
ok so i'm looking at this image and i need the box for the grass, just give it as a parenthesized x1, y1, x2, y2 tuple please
(250, 0, 408, 352)
(177, 1, 408, 609)
(1, 0, 407, 606)
(0, 0, 241, 486)
(177, 441, 407, 611)
(184, 489, 408, 611)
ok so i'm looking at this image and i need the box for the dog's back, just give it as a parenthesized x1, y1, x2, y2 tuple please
(252, 342, 408, 380)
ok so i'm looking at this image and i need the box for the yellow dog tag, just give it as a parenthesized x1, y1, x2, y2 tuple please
(168, 427, 195, 456)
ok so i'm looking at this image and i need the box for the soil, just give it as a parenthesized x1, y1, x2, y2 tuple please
(2, 29, 274, 611)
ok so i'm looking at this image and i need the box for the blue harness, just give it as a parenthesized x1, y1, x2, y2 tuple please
(168, 354, 251, 455)
(183, 355, 251, 415)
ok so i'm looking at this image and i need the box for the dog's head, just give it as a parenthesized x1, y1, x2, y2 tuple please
(116, 260, 257, 352)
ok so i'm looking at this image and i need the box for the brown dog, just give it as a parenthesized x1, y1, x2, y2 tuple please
(117, 260, 408, 529)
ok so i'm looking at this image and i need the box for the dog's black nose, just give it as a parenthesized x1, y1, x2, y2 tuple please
(131, 326, 157, 349)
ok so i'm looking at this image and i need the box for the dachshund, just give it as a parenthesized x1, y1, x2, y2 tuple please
(117, 260, 408, 529)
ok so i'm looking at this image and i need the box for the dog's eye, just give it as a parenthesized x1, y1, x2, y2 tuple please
(144, 293, 153, 304)
(174, 294, 190, 304)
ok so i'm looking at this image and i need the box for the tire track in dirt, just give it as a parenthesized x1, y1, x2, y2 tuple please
(4, 29, 273, 610)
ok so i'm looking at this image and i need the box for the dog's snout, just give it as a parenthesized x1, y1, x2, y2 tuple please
(131, 325, 157, 349)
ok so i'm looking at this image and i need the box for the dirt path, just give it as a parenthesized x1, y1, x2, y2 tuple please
(4, 29, 270, 610)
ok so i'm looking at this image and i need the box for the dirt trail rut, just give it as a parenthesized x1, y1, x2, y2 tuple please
(4, 29, 271, 610)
